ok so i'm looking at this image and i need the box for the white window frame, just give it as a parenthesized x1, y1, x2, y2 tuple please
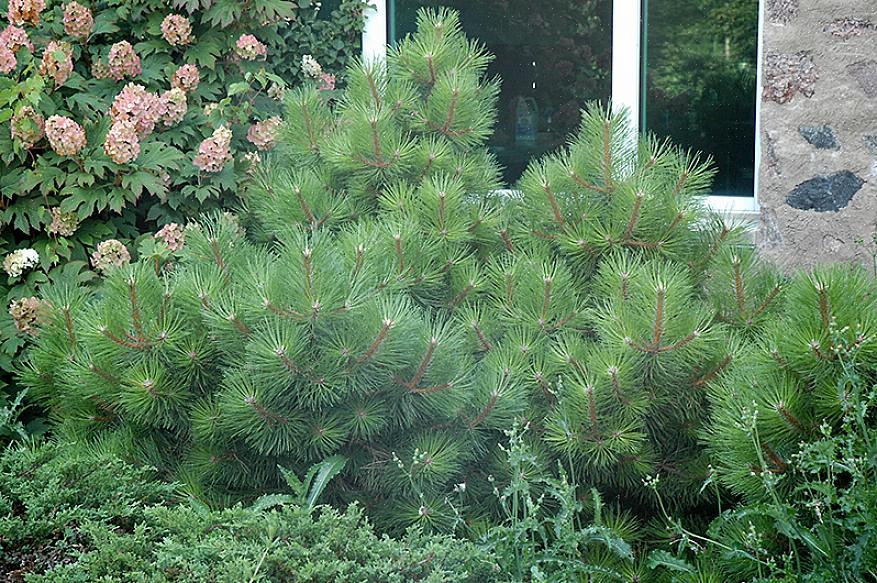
(362, 0, 764, 220)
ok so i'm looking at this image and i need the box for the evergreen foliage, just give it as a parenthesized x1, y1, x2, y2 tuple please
(20, 7, 808, 534)
(0, 442, 500, 582)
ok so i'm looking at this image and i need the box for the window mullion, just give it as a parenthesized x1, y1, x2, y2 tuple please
(362, 0, 388, 62)
(611, 0, 642, 136)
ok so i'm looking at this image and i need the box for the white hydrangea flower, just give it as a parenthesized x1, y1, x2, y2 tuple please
(3, 248, 39, 278)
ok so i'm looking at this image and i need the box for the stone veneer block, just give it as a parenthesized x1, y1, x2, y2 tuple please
(786, 171, 865, 212)
(763, 52, 818, 104)
(766, 0, 799, 24)
(822, 17, 874, 40)
(798, 125, 839, 150)
(847, 60, 877, 98)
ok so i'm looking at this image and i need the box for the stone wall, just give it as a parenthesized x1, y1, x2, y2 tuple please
(758, 0, 877, 268)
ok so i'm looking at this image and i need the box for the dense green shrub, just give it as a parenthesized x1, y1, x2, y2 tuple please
(20, 8, 765, 532)
(692, 266, 877, 581)
(0, 441, 177, 579)
(0, 442, 501, 582)
(0, 0, 367, 428)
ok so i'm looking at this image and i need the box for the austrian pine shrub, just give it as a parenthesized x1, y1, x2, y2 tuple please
(23, 8, 760, 530)
(0, 0, 367, 420)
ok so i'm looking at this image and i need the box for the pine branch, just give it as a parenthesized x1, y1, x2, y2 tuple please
(750, 285, 782, 322)
(693, 354, 733, 388)
(402, 338, 438, 390)
(651, 286, 666, 349)
(356, 319, 394, 364)
(541, 179, 565, 228)
(622, 192, 644, 242)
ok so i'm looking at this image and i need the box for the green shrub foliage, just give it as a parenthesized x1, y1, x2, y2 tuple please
(0, 0, 367, 423)
(23, 8, 783, 530)
(0, 442, 500, 582)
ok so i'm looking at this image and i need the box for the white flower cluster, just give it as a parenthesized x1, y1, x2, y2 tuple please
(3, 248, 39, 278)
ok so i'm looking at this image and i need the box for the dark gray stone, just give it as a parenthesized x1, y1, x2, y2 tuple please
(786, 171, 864, 212)
(763, 52, 818, 104)
(847, 60, 877, 98)
(799, 125, 839, 150)
(766, 0, 798, 24)
(865, 135, 877, 155)
(823, 18, 874, 39)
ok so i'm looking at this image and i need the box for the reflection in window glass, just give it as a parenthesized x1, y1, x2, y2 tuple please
(390, 1, 613, 185)
(642, 0, 759, 197)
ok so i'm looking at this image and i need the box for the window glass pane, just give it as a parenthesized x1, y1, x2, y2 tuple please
(642, 0, 758, 197)
(390, 1, 613, 185)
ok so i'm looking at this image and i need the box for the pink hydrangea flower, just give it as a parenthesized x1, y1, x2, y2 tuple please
(107, 41, 141, 81)
(7, 0, 45, 26)
(10, 105, 44, 148)
(103, 120, 140, 164)
(91, 239, 131, 273)
(110, 83, 166, 138)
(155, 223, 185, 251)
(161, 14, 193, 46)
(1, 25, 33, 53)
(47, 207, 79, 236)
(161, 88, 187, 127)
(234, 34, 266, 61)
(63, 1, 93, 39)
(8, 296, 51, 336)
(246, 116, 282, 151)
(171, 63, 199, 93)
(39, 41, 74, 87)
(193, 125, 233, 173)
(45, 115, 86, 156)
(318, 73, 336, 92)
(0, 46, 16, 74)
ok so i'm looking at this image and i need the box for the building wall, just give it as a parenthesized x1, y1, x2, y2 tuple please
(757, 0, 877, 268)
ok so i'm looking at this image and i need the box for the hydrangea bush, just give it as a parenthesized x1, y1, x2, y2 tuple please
(0, 0, 368, 417)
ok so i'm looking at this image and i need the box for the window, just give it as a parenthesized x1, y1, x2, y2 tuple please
(363, 0, 763, 213)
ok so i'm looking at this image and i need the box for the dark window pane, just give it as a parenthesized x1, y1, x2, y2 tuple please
(390, 1, 613, 185)
(642, 0, 758, 197)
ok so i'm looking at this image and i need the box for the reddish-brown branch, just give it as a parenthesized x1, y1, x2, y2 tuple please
(440, 90, 460, 133)
(751, 285, 782, 321)
(569, 170, 610, 194)
(449, 285, 474, 310)
(468, 394, 498, 428)
(652, 287, 666, 348)
(657, 330, 700, 353)
(228, 315, 251, 337)
(542, 182, 565, 227)
(623, 193, 644, 242)
(245, 396, 288, 428)
(473, 322, 493, 351)
(294, 187, 315, 224)
(733, 260, 747, 318)
(693, 354, 733, 388)
(817, 285, 831, 330)
(608, 367, 630, 405)
(500, 229, 514, 252)
(275, 348, 298, 373)
(357, 320, 393, 364)
(404, 339, 438, 390)
(101, 327, 149, 350)
(775, 402, 804, 431)
(586, 385, 599, 435)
